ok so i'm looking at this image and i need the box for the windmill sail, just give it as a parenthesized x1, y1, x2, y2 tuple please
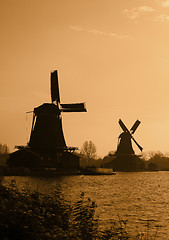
(130, 120, 141, 134)
(51, 70, 60, 103)
(119, 119, 129, 132)
(60, 103, 86, 112)
(131, 136, 143, 152)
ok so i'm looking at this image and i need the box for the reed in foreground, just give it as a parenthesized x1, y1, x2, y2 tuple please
(0, 178, 158, 240)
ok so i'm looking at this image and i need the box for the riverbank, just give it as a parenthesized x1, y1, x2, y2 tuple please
(0, 176, 131, 240)
(0, 166, 116, 177)
(1, 173, 163, 239)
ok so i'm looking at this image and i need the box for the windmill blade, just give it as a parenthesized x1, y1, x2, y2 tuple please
(130, 120, 141, 134)
(60, 103, 87, 112)
(131, 136, 143, 152)
(119, 119, 130, 132)
(51, 70, 60, 103)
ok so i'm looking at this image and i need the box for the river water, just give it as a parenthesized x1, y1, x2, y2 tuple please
(3, 171, 169, 239)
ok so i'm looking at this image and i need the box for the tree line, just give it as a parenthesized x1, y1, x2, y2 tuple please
(79, 141, 169, 171)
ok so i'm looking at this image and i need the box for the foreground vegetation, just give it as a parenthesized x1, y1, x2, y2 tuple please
(0, 177, 159, 240)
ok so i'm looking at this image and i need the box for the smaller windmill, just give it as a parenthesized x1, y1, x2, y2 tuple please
(115, 119, 143, 156)
(105, 119, 144, 171)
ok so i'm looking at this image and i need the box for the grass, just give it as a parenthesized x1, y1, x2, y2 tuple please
(0, 177, 159, 240)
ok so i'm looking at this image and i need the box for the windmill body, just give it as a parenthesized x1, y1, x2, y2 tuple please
(116, 132, 135, 155)
(28, 103, 67, 150)
(116, 119, 142, 156)
(8, 70, 86, 170)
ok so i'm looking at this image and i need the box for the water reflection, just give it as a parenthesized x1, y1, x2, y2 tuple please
(3, 171, 169, 239)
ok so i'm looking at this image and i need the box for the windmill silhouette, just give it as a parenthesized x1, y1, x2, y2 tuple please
(8, 70, 86, 170)
(28, 70, 86, 152)
(106, 119, 144, 171)
(116, 119, 143, 156)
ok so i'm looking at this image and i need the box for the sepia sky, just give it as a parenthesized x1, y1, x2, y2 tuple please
(1, 0, 169, 157)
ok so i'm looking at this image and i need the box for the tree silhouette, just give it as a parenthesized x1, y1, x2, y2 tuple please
(80, 141, 96, 160)
(0, 144, 10, 154)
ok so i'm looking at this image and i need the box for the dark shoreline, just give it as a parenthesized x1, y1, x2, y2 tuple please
(1, 166, 164, 177)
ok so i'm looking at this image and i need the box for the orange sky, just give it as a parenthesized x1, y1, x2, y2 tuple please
(1, 0, 169, 157)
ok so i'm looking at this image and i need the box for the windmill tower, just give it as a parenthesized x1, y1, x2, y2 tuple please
(8, 70, 87, 170)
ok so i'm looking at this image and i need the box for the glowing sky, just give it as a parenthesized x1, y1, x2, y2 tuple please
(1, 0, 169, 157)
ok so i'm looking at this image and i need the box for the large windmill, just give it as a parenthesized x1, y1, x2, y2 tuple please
(28, 70, 86, 152)
(116, 119, 143, 156)
(8, 70, 86, 170)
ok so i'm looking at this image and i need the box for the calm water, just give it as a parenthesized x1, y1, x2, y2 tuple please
(3, 171, 169, 239)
